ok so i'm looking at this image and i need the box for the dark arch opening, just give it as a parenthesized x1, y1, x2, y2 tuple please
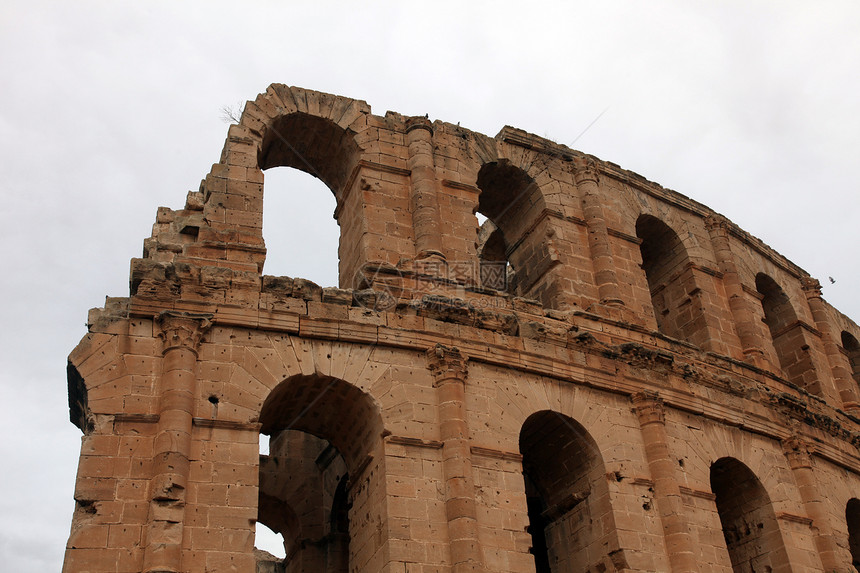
(475, 161, 542, 296)
(475, 216, 516, 293)
(847, 498, 860, 569)
(710, 457, 790, 572)
(519, 410, 609, 571)
(755, 273, 816, 391)
(326, 474, 350, 571)
(257, 375, 383, 572)
(842, 331, 860, 389)
(635, 214, 704, 345)
(259, 113, 360, 194)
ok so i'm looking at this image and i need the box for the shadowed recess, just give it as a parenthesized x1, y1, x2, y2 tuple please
(520, 410, 609, 572)
(259, 374, 382, 471)
(259, 113, 361, 194)
(710, 457, 790, 572)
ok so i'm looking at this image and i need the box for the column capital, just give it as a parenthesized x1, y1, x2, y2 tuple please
(426, 344, 468, 385)
(782, 435, 814, 469)
(631, 391, 665, 425)
(704, 214, 730, 233)
(155, 311, 212, 355)
(572, 156, 600, 185)
(801, 277, 823, 299)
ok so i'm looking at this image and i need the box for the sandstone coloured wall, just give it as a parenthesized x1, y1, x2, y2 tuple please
(64, 85, 860, 573)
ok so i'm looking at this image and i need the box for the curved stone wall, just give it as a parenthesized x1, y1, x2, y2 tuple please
(64, 85, 860, 572)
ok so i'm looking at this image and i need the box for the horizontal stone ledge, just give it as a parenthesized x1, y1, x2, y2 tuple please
(679, 485, 716, 501)
(113, 413, 160, 424)
(192, 418, 261, 431)
(606, 227, 641, 245)
(776, 512, 813, 526)
(630, 477, 655, 488)
(385, 435, 443, 449)
(441, 179, 479, 193)
(470, 446, 522, 463)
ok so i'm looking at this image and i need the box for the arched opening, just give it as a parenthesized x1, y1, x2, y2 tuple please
(636, 215, 704, 345)
(710, 457, 790, 572)
(475, 214, 515, 293)
(475, 161, 542, 296)
(842, 331, 860, 388)
(261, 168, 338, 286)
(259, 113, 359, 191)
(519, 410, 612, 571)
(755, 273, 813, 390)
(258, 113, 361, 289)
(257, 375, 384, 573)
(847, 498, 860, 569)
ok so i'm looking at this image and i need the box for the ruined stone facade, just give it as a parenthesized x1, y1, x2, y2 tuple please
(64, 85, 860, 572)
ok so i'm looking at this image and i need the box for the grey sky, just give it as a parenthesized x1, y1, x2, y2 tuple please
(1, 1, 858, 570)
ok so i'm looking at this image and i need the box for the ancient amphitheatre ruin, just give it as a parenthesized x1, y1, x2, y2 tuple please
(64, 84, 860, 572)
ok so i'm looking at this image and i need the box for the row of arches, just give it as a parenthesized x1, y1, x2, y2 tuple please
(220, 102, 860, 402)
(249, 373, 860, 571)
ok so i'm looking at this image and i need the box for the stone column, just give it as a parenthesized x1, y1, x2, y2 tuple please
(143, 312, 211, 573)
(573, 157, 624, 306)
(782, 435, 845, 571)
(426, 344, 484, 573)
(406, 116, 446, 263)
(631, 392, 698, 573)
(802, 277, 860, 410)
(704, 215, 767, 366)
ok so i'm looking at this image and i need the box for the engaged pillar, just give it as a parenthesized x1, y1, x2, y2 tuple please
(143, 312, 211, 573)
(632, 391, 698, 573)
(427, 344, 484, 573)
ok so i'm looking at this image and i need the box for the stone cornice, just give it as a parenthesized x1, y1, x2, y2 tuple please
(126, 297, 860, 475)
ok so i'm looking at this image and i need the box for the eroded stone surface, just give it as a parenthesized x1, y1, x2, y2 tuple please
(64, 85, 860, 572)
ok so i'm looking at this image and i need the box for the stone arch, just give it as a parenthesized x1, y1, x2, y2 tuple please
(519, 410, 616, 572)
(258, 112, 361, 195)
(259, 373, 382, 474)
(842, 331, 860, 389)
(256, 492, 299, 558)
(475, 157, 567, 304)
(710, 457, 792, 572)
(755, 273, 816, 391)
(635, 214, 705, 346)
(196, 85, 372, 283)
(257, 374, 386, 572)
(474, 160, 536, 294)
(847, 498, 860, 569)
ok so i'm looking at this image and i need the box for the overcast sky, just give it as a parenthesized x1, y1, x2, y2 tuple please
(1, 1, 859, 570)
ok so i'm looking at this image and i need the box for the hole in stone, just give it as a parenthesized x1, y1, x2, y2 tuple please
(254, 521, 286, 560)
(208, 395, 219, 405)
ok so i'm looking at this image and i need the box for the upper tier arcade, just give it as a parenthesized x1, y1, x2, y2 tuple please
(131, 84, 860, 413)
